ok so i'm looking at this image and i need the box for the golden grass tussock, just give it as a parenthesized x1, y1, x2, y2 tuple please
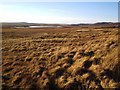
(2, 27, 119, 89)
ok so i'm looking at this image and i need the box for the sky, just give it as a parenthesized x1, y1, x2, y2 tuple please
(0, 2, 118, 24)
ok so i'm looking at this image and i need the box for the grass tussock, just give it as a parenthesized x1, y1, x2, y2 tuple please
(2, 27, 120, 89)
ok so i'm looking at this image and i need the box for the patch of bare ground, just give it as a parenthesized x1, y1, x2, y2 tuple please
(2, 27, 120, 89)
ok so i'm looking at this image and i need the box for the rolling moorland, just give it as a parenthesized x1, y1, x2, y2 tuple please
(2, 22, 120, 89)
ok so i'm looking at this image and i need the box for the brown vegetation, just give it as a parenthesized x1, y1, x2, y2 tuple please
(2, 26, 120, 89)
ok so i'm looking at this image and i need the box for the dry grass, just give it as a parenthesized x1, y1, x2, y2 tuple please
(2, 26, 120, 89)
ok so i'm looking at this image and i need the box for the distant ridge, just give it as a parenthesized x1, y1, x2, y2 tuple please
(70, 22, 118, 28)
(1, 22, 119, 28)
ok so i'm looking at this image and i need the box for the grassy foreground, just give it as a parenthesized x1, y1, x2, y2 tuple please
(2, 26, 120, 89)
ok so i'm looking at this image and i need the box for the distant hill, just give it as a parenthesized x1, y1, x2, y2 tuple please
(1, 22, 67, 28)
(1, 22, 38, 28)
(1, 22, 119, 28)
(70, 22, 119, 28)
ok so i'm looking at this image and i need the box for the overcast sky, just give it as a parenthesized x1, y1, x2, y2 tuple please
(0, 2, 118, 24)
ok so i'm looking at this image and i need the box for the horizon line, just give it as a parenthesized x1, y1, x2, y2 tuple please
(1, 21, 118, 25)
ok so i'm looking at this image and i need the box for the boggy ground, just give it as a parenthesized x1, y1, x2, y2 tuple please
(2, 26, 120, 89)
